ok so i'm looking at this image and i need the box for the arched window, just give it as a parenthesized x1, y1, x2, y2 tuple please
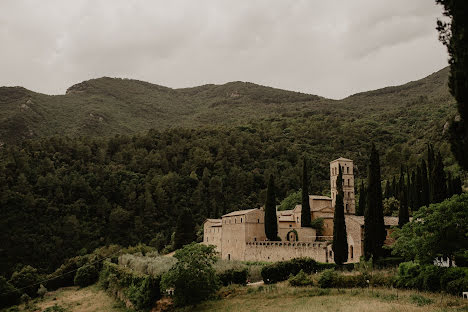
(240, 218, 243, 223)
(350, 246, 354, 259)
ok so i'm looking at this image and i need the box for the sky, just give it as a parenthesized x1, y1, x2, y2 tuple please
(0, 0, 449, 99)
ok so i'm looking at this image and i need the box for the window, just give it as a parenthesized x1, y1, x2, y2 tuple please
(235, 218, 236, 224)
(289, 224, 292, 228)
(240, 218, 243, 223)
(207, 237, 209, 242)
(257, 219, 260, 223)
(346, 204, 349, 212)
(350, 246, 354, 259)
(348, 179, 350, 186)
(347, 167, 349, 174)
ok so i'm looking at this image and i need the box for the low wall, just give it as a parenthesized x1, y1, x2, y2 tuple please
(244, 241, 330, 263)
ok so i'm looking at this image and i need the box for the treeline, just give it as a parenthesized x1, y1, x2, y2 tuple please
(357, 145, 463, 216)
(0, 118, 462, 278)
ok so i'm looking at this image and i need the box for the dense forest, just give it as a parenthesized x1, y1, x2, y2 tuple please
(0, 66, 465, 281)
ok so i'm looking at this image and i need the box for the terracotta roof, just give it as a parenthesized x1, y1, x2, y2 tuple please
(222, 208, 259, 217)
(203, 219, 222, 226)
(309, 195, 332, 201)
(330, 157, 353, 163)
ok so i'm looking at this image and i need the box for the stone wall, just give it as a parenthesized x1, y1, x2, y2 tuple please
(244, 241, 330, 263)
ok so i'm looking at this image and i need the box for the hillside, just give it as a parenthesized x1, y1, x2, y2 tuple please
(0, 67, 455, 145)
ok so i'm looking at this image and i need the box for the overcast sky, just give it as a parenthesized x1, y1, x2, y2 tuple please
(0, 0, 448, 99)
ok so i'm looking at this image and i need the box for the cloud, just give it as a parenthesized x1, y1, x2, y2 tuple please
(0, 0, 448, 99)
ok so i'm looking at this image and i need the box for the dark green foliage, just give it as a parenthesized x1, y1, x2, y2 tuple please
(310, 217, 324, 236)
(0, 276, 20, 308)
(436, 0, 468, 170)
(317, 270, 392, 289)
(396, 261, 468, 295)
(317, 269, 339, 288)
(356, 181, 366, 216)
(301, 158, 311, 227)
(261, 258, 335, 284)
(264, 175, 278, 241)
(288, 270, 315, 286)
(384, 180, 391, 199)
(398, 186, 409, 227)
(431, 152, 447, 203)
(364, 144, 385, 260)
(392, 194, 468, 264)
(161, 243, 219, 307)
(332, 166, 348, 265)
(8, 265, 40, 298)
(420, 159, 430, 207)
(74, 264, 99, 288)
(100, 261, 161, 311)
(217, 268, 248, 286)
(173, 209, 196, 250)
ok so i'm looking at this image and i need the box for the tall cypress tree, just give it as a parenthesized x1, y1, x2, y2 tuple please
(332, 166, 348, 265)
(421, 159, 430, 207)
(436, 0, 468, 170)
(431, 152, 447, 203)
(356, 180, 366, 216)
(453, 176, 463, 195)
(398, 187, 409, 227)
(301, 158, 311, 227)
(391, 176, 397, 199)
(384, 180, 391, 199)
(173, 208, 196, 250)
(398, 166, 406, 205)
(364, 144, 386, 260)
(264, 174, 278, 241)
(410, 170, 417, 211)
(414, 165, 423, 211)
(447, 171, 454, 197)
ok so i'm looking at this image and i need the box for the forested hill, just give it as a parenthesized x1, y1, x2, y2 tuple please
(0, 67, 454, 145)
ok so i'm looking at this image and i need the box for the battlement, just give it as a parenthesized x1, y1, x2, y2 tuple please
(244, 240, 331, 262)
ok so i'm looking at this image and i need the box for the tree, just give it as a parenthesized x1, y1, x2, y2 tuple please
(332, 166, 348, 265)
(9, 265, 40, 298)
(420, 159, 430, 207)
(414, 165, 423, 211)
(384, 180, 392, 199)
(301, 158, 311, 227)
(436, 0, 468, 170)
(161, 243, 219, 306)
(264, 174, 278, 240)
(356, 181, 366, 216)
(278, 190, 301, 211)
(173, 208, 196, 250)
(364, 144, 386, 260)
(392, 193, 468, 266)
(398, 187, 409, 227)
(431, 152, 447, 203)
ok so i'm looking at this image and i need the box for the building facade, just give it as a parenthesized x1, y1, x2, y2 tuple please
(203, 157, 397, 263)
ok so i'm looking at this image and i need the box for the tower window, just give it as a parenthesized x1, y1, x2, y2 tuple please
(348, 179, 350, 186)
(347, 167, 349, 174)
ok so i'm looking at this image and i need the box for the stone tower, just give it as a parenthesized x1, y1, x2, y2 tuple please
(330, 157, 355, 214)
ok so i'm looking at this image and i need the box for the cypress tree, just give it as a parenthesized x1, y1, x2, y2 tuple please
(398, 165, 406, 205)
(447, 171, 454, 197)
(436, 0, 468, 170)
(173, 208, 196, 250)
(398, 187, 409, 227)
(431, 152, 447, 203)
(414, 166, 423, 211)
(333, 166, 348, 265)
(410, 170, 417, 211)
(364, 144, 386, 260)
(384, 180, 391, 199)
(301, 158, 311, 227)
(453, 176, 463, 195)
(391, 176, 397, 199)
(420, 159, 430, 207)
(427, 144, 435, 179)
(356, 180, 366, 216)
(264, 174, 278, 241)
(406, 168, 413, 211)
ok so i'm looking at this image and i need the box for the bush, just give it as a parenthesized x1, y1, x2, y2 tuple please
(46, 256, 89, 290)
(446, 277, 468, 296)
(440, 267, 466, 292)
(318, 269, 338, 288)
(420, 265, 443, 292)
(288, 270, 314, 287)
(369, 272, 395, 287)
(37, 284, 47, 298)
(396, 261, 423, 289)
(74, 265, 99, 287)
(218, 268, 248, 286)
(261, 258, 334, 284)
(100, 261, 161, 310)
(0, 276, 20, 308)
(9, 265, 41, 297)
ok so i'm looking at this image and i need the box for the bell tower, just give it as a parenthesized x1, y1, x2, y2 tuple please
(330, 158, 355, 214)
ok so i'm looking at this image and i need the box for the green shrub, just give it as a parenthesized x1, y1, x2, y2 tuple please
(440, 267, 466, 292)
(410, 294, 433, 306)
(261, 258, 334, 284)
(74, 265, 98, 287)
(0, 276, 20, 308)
(421, 265, 443, 292)
(46, 256, 88, 290)
(396, 261, 423, 289)
(318, 269, 338, 288)
(369, 272, 394, 287)
(288, 270, 314, 287)
(9, 266, 41, 297)
(218, 268, 248, 286)
(125, 276, 160, 311)
(445, 277, 468, 296)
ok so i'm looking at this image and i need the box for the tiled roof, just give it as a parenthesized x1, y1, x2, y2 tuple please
(309, 195, 332, 200)
(222, 208, 259, 217)
(330, 157, 353, 163)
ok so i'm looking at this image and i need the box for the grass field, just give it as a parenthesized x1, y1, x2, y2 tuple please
(5, 282, 468, 312)
(8, 285, 131, 312)
(186, 283, 468, 312)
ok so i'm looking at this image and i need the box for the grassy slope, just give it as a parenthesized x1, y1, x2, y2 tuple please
(189, 283, 468, 312)
(0, 67, 454, 146)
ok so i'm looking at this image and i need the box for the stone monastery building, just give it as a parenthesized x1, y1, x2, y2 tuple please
(203, 157, 398, 263)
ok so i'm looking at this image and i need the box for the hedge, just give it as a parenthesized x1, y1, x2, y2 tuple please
(396, 261, 468, 295)
(100, 261, 161, 311)
(261, 258, 336, 284)
(218, 268, 248, 286)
